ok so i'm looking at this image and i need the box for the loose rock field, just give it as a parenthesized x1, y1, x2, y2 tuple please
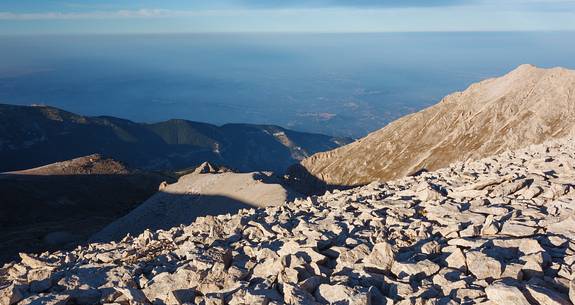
(2, 139, 575, 305)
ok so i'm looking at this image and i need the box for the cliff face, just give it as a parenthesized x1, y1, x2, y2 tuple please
(290, 65, 575, 187)
(3, 137, 575, 304)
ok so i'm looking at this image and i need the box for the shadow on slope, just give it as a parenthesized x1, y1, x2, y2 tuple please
(284, 163, 355, 195)
(91, 192, 260, 243)
(0, 172, 169, 264)
(91, 171, 301, 243)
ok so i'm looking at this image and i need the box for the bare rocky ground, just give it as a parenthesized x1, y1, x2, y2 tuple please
(2, 138, 575, 305)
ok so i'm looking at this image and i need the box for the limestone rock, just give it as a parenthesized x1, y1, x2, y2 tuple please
(525, 284, 571, 305)
(19, 294, 70, 305)
(547, 216, 575, 240)
(314, 284, 357, 304)
(391, 260, 440, 279)
(283, 284, 319, 305)
(485, 282, 530, 305)
(466, 251, 502, 280)
(0, 284, 25, 305)
(364, 242, 395, 272)
(445, 248, 467, 271)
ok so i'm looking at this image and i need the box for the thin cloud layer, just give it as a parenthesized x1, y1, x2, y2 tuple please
(0, 0, 573, 33)
(233, 0, 470, 8)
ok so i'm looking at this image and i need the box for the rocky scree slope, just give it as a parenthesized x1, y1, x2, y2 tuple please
(290, 64, 575, 188)
(3, 138, 575, 304)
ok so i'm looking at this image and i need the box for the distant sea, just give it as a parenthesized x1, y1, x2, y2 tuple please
(1, 32, 574, 138)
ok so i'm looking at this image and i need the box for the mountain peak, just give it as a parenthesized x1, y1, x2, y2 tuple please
(505, 63, 575, 81)
(511, 63, 539, 74)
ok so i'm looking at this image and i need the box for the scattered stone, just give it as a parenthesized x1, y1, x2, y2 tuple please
(314, 284, 356, 304)
(467, 251, 502, 280)
(500, 222, 538, 237)
(3, 138, 575, 305)
(547, 215, 575, 240)
(283, 284, 318, 305)
(18, 253, 47, 269)
(519, 239, 545, 255)
(0, 284, 25, 305)
(364, 242, 395, 272)
(525, 284, 571, 305)
(445, 248, 467, 271)
(391, 259, 440, 279)
(485, 282, 530, 305)
(19, 294, 70, 305)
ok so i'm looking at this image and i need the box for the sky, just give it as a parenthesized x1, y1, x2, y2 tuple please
(0, 0, 574, 34)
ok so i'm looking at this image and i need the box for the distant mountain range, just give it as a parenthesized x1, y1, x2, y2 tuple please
(0, 104, 352, 173)
(289, 65, 575, 188)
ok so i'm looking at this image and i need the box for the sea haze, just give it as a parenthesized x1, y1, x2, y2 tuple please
(1, 32, 574, 138)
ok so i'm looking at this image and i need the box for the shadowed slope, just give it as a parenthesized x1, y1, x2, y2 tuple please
(0, 104, 352, 173)
(0, 155, 169, 263)
(91, 170, 300, 242)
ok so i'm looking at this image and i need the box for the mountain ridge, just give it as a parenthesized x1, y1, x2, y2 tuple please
(0, 103, 352, 174)
(290, 64, 575, 188)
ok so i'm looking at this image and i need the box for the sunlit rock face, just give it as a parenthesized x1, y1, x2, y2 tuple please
(291, 64, 575, 188)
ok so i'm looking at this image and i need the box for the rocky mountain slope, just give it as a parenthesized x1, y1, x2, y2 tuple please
(289, 65, 575, 188)
(0, 155, 168, 264)
(3, 137, 575, 305)
(92, 162, 299, 242)
(0, 104, 351, 173)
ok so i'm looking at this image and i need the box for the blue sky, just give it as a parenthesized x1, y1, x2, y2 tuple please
(1, 0, 574, 34)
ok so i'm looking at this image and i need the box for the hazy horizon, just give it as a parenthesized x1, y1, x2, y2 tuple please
(1, 0, 574, 34)
(1, 31, 575, 138)
(1, 0, 574, 137)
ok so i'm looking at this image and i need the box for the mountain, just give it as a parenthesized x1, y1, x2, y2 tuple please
(0, 104, 352, 173)
(0, 154, 169, 263)
(289, 65, 575, 188)
(4, 137, 575, 304)
(92, 162, 299, 242)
